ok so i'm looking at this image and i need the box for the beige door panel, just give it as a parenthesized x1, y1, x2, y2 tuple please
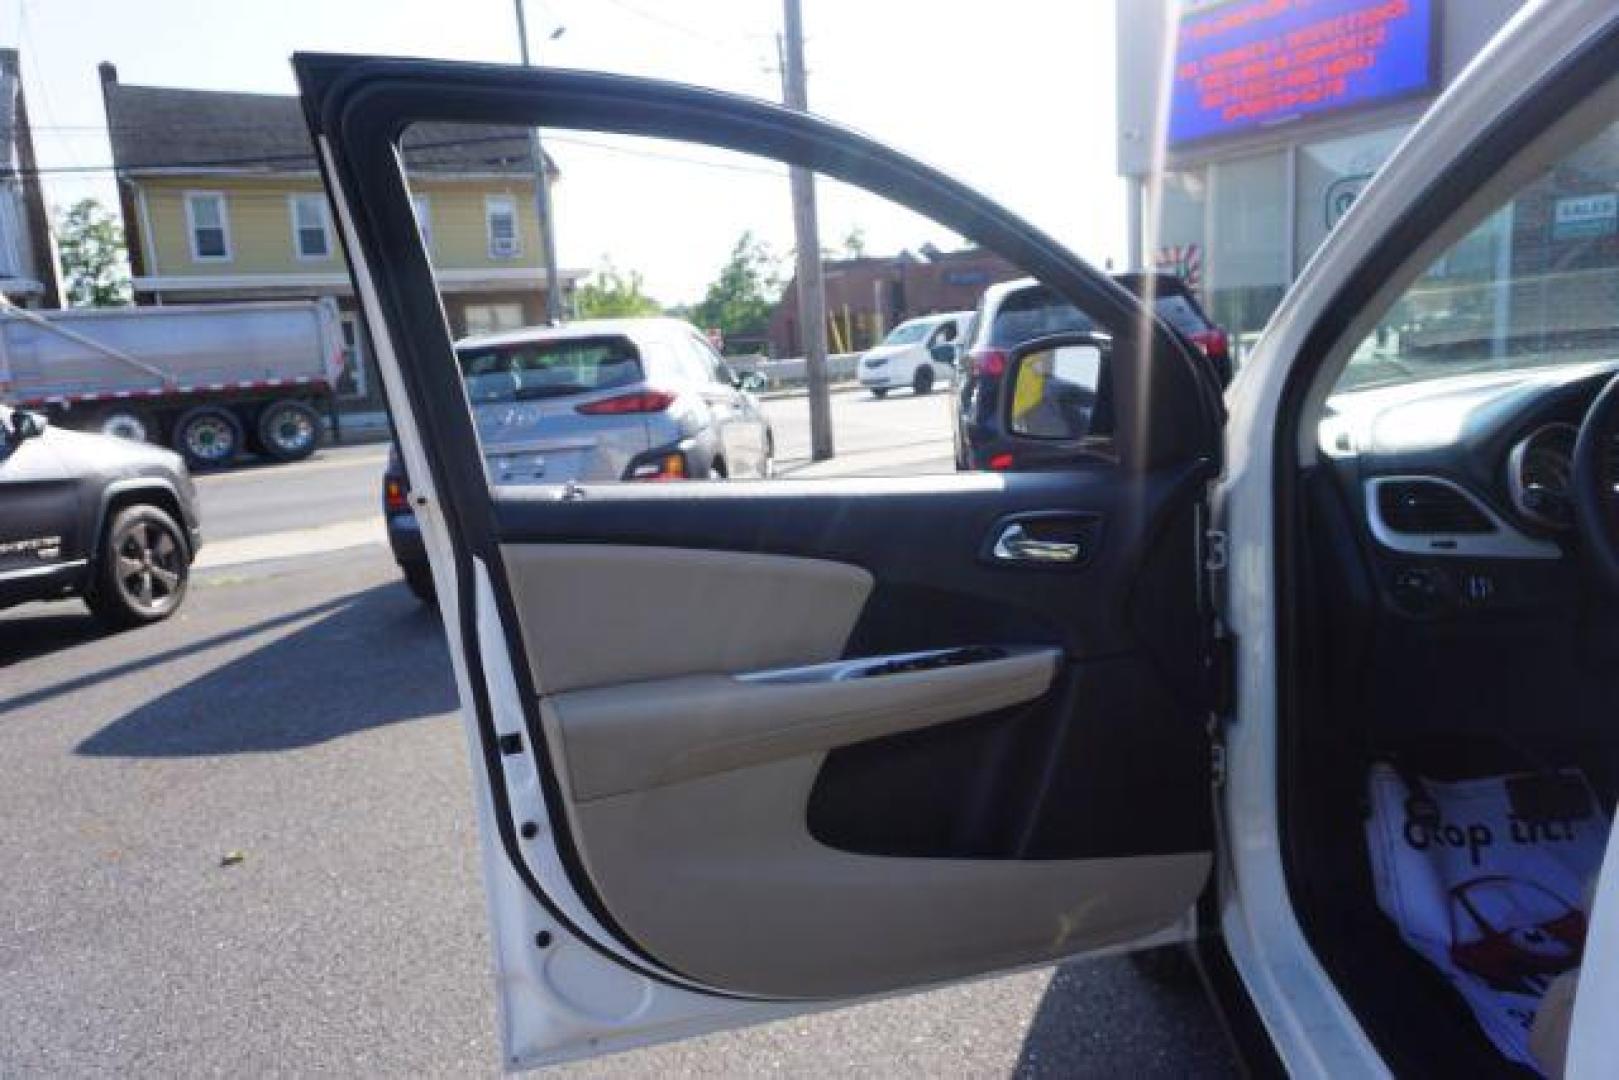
(501, 544, 874, 694)
(553, 646, 1060, 800)
(570, 753, 1212, 998)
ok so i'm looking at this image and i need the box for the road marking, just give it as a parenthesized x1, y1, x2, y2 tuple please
(194, 517, 386, 570)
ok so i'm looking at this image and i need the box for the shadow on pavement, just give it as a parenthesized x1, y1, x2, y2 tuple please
(0, 593, 356, 711)
(1013, 952, 1238, 1078)
(0, 609, 118, 668)
(76, 584, 455, 757)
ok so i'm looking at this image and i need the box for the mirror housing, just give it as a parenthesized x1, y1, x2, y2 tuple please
(8, 409, 45, 443)
(1004, 333, 1110, 447)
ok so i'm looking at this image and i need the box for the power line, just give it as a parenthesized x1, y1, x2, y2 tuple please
(8, 129, 790, 180)
(595, 0, 747, 50)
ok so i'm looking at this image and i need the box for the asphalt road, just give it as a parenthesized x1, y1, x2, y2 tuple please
(194, 443, 390, 542)
(1, 390, 1239, 1076)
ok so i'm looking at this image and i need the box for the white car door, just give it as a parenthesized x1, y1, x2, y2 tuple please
(297, 54, 1225, 1069)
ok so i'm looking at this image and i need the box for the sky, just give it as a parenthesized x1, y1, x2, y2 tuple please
(9, 0, 1128, 305)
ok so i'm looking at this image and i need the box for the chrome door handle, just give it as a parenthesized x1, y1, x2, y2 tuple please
(993, 523, 1081, 563)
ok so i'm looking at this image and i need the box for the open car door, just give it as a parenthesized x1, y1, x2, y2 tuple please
(294, 55, 1227, 1068)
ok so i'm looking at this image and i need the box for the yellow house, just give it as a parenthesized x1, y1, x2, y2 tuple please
(98, 62, 584, 416)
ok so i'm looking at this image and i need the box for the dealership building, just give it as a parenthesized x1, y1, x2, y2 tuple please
(1116, 0, 1528, 352)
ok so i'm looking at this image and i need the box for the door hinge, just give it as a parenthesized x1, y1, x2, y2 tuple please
(1203, 528, 1229, 573)
(1208, 716, 1228, 789)
(1208, 631, 1236, 719)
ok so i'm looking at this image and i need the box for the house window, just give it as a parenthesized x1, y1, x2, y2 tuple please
(485, 195, 520, 259)
(289, 193, 333, 260)
(185, 192, 231, 261)
(463, 302, 525, 335)
(412, 194, 433, 252)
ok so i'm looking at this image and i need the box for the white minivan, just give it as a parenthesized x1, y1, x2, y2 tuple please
(302, 6, 1619, 1073)
(856, 311, 971, 398)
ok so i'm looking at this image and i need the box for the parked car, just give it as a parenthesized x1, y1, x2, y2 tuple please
(857, 311, 971, 398)
(301, 7, 1619, 1074)
(384, 317, 776, 600)
(0, 404, 200, 626)
(459, 318, 774, 486)
(382, 444, 430, 603)
(952, 274, 1230, 471)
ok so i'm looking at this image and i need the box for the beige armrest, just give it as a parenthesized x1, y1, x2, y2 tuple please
(552, 646, 1061, 801)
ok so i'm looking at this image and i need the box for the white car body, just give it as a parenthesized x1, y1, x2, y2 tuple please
(856, 312, 971, 395)
(304, 3, 1619, 1073)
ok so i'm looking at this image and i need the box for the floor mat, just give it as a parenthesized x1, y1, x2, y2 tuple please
(1366, 763, 1610, 1074)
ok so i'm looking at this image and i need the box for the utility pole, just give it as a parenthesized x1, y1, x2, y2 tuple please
(779, 0, 833, 461)
(515, 0, 566, 324)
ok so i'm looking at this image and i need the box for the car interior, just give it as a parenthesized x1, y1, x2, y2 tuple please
(1280, 89, 1619, 1077)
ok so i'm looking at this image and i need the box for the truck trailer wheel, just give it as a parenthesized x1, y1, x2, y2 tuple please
(98, 407, 154, 444)
(256, 400, 321, 462)
(172, 405, 243, 470)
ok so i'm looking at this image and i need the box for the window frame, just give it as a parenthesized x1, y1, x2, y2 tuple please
(412, 193, 433, 253)
(184, 190, 233, 263)
(485, 194, 520, 259)
(288, 192, 335, 262)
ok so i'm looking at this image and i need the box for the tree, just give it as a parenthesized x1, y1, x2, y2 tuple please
(841, 226, 867, 259)
(691, 231, 781, 346)
(574, 261, 662, 318)
(55, 198, 131, 307)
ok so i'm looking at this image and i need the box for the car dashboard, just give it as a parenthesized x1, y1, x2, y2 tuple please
(1319, 360, 1619, 624)
(1305, 359, 1619, 750)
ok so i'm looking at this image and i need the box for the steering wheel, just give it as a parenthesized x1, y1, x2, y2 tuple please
(1572, 372, 1619, 592)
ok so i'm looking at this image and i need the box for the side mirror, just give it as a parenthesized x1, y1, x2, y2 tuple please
(8, 410, 45, 442)
(1005, 336, 1107, 443)
(929, 343, 959, 365)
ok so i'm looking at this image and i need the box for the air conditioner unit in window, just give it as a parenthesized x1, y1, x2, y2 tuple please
(491, 234, 518, 257)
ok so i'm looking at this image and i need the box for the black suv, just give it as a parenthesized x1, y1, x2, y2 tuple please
(953, 274, 1231, 471)
(1, 405, 201, 627)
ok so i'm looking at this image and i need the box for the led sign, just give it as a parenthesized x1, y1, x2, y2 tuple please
(1169, 0, 1436, 146)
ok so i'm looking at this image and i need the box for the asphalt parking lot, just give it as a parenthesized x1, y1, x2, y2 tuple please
(0, 388, 1238, 1077)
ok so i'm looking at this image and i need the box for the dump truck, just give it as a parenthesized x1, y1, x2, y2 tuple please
(0, 298, 346, 468)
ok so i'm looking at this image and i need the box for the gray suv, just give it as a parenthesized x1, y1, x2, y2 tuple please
(386, 318, 776, 600)
(460, 318, 775, 485)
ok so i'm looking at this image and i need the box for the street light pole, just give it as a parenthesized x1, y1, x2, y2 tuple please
(514, 0, 566, 325)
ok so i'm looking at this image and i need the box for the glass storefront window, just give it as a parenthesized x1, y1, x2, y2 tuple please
(1337, 122, 1619, 393)
(1295, 126, 1411, 275)
(1208, 151, 1287, 350)
(1144, 169, 1207, 297)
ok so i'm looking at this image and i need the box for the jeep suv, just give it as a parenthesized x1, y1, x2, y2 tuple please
(0, 405, 201, 627)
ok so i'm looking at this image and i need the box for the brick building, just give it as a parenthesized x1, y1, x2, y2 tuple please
(767, 245, 1020, 357)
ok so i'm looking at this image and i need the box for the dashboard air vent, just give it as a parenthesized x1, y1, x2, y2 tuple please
(1376, 480, 1495, 534)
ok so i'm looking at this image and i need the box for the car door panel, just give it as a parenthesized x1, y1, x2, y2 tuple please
(565, 754, 1207, 999)
(501, 544, 874, 695)
(297, 55, 1223, 1063)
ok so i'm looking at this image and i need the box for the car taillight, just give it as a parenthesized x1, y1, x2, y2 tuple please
(988, 452, 1015, 471)
(968, 347, 1008, 377)
(626, 452, 688, 481)
(384, 477, 410, 513)
(575, 390, 677, 415)
(1191, 329, 1229, 359)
